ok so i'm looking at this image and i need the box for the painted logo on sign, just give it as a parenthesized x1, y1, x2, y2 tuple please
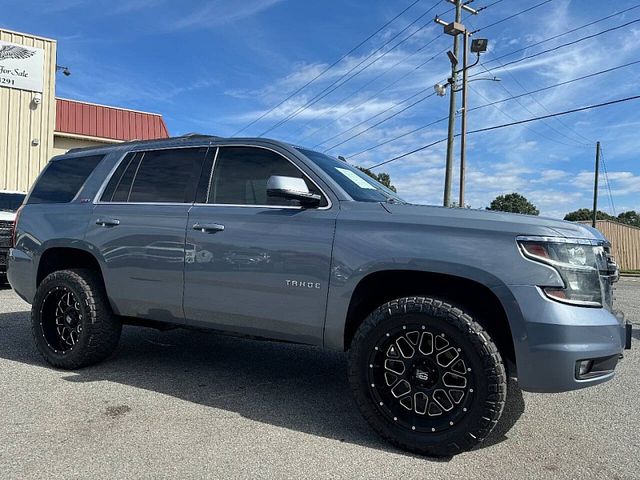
(0, 41, 44, 93)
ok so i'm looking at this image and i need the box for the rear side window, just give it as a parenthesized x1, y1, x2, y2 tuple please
(100, 148, 206, 203)
(28, 155, 104, 204)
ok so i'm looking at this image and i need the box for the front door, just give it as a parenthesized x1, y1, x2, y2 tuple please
(184, 146, 337, 345)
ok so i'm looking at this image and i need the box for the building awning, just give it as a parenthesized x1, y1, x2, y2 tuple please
(55, 98, 169, 142)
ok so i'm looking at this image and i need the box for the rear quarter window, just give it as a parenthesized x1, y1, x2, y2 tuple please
(28, 155, 104, 204)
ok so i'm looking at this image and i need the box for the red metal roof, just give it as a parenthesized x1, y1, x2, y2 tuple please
(55, 98, 169, 141)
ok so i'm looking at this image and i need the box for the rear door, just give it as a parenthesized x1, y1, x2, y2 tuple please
(183, 145, 338, 345)
(85, 147, 208, 323)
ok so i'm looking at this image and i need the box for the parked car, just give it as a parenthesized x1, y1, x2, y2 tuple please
(7, 135, 632, 456)
(0, 191, 26, 283)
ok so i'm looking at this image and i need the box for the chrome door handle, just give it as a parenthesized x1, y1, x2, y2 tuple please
(193, 223, 225, 233)
(96, 218, 120, 227)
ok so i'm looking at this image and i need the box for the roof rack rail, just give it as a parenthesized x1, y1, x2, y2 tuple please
(65, 133, 225, 154)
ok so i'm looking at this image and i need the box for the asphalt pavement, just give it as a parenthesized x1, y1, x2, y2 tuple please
(0, 279, 638, 479)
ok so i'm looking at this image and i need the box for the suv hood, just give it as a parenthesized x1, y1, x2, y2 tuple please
(382, 203, 605, 241)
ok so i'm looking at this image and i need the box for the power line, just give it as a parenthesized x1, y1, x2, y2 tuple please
(232, 0, 427, 136)
(297, 40, 447, 143)
(484, 3, 640, 67)
(368, 95, 640, 168)
(297, 0, 506, 144)
(346, 59, 640, 158)
(476, 0, 506, 12)
(341, 9, 640, 157)
(371, 138, 448, 169)
(473, 17, 640, 76)
(469, 95, 640, 133)
(258, 0, 444, 136)
(323, 92, 438, 152)
(466, 12, 595, 146)
(312, 85, 435, 149)
(600, 147, 617, 216)
(469, 85, 589, 148)
(471, 0, 555, 33)
(310, 1, 563, 150)
(477, 61, 590, 147)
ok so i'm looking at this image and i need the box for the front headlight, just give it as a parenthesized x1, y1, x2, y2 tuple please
(517, 237, 608, 307)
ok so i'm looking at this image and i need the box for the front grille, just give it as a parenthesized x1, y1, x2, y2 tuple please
(0, 220, 14, 274)
(600, 246, 618, 312)
(0, 220, 13, 251)
(0, 250, 7, 269)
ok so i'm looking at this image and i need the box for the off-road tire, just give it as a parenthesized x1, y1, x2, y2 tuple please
(31, 269, 121, 369)
(348, 296, 506, 456)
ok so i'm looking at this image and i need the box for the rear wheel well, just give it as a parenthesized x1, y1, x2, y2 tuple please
(343, 270, 516, 368)
(37, 248, 103, 287)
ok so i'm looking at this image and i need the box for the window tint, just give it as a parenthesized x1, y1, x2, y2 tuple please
(101, 148, 206, 203)
(100, 152, 139, 202)
(129, 149, 203, 203)
(28, 155, 104, 204)
(209, 147, 327, 207)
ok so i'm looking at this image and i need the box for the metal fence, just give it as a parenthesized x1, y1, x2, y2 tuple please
(580, 220, 640, 271)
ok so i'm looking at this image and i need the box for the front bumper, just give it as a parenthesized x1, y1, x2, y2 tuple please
(503, 285, 629, 393)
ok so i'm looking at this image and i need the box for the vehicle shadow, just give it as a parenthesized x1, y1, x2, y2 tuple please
(0, 310, 525, 458)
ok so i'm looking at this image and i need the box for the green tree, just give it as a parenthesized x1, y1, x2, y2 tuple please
(563, 209, 614, 222)
(487, 193, 539, 215)
(356, 166, 397, 192)
(617, 210, 640, 227)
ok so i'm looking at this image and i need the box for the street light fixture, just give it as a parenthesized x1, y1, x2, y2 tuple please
(470, 38, 489, 54)
(56, 65, 71, 76)
(434, 83, 449, 97)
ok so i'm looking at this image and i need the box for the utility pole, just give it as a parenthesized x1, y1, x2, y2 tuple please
(443, 1, 462, 207)
(435, 0, 478, 207)
(459, 31, 469, 208)
(592, 141, 601, 228)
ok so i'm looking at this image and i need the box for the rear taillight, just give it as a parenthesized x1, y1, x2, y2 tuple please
(11, 206, 23, 248)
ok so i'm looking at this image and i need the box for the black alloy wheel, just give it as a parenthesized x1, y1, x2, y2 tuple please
(40, 286, 84, 353)
(368, 323, 473, 434)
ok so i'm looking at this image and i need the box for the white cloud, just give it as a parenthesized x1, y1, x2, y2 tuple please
(172, 0, 286, 30)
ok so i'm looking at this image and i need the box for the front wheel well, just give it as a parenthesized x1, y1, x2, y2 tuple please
(343, 270, 516, 369)
(37, 247, 103, 287)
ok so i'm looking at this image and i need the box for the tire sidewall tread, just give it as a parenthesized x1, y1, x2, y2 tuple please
(31, 269, 121, 369)
(347, 296, 507, 457)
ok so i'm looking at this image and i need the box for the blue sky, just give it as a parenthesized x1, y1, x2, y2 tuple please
(3, 0, 639, 217)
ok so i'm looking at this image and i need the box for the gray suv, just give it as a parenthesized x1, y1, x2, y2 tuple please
(8, 135, 632, 456)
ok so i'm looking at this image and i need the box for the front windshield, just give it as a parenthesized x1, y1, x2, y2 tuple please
(297, 148, 405, 203)
(0, 193, 26, 212)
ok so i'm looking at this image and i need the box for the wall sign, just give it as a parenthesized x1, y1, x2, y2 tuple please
(0, 40, 45, 93)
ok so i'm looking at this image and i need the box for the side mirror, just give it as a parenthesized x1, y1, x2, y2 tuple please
(266, 175, 321, 207)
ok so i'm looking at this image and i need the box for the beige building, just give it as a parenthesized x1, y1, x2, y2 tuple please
(0, 29, 57, 193)
(0, 28, 169, 194)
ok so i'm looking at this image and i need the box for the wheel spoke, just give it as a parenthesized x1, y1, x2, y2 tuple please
(418, 331, 433, 355)
(395, 336, 415, 359)
(390, 380, 411, 398)
(433, 389, 454, 412)
(414, 392, 428, 415)
(443, 372, 467, 389)
(436, 347, 459, 367)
